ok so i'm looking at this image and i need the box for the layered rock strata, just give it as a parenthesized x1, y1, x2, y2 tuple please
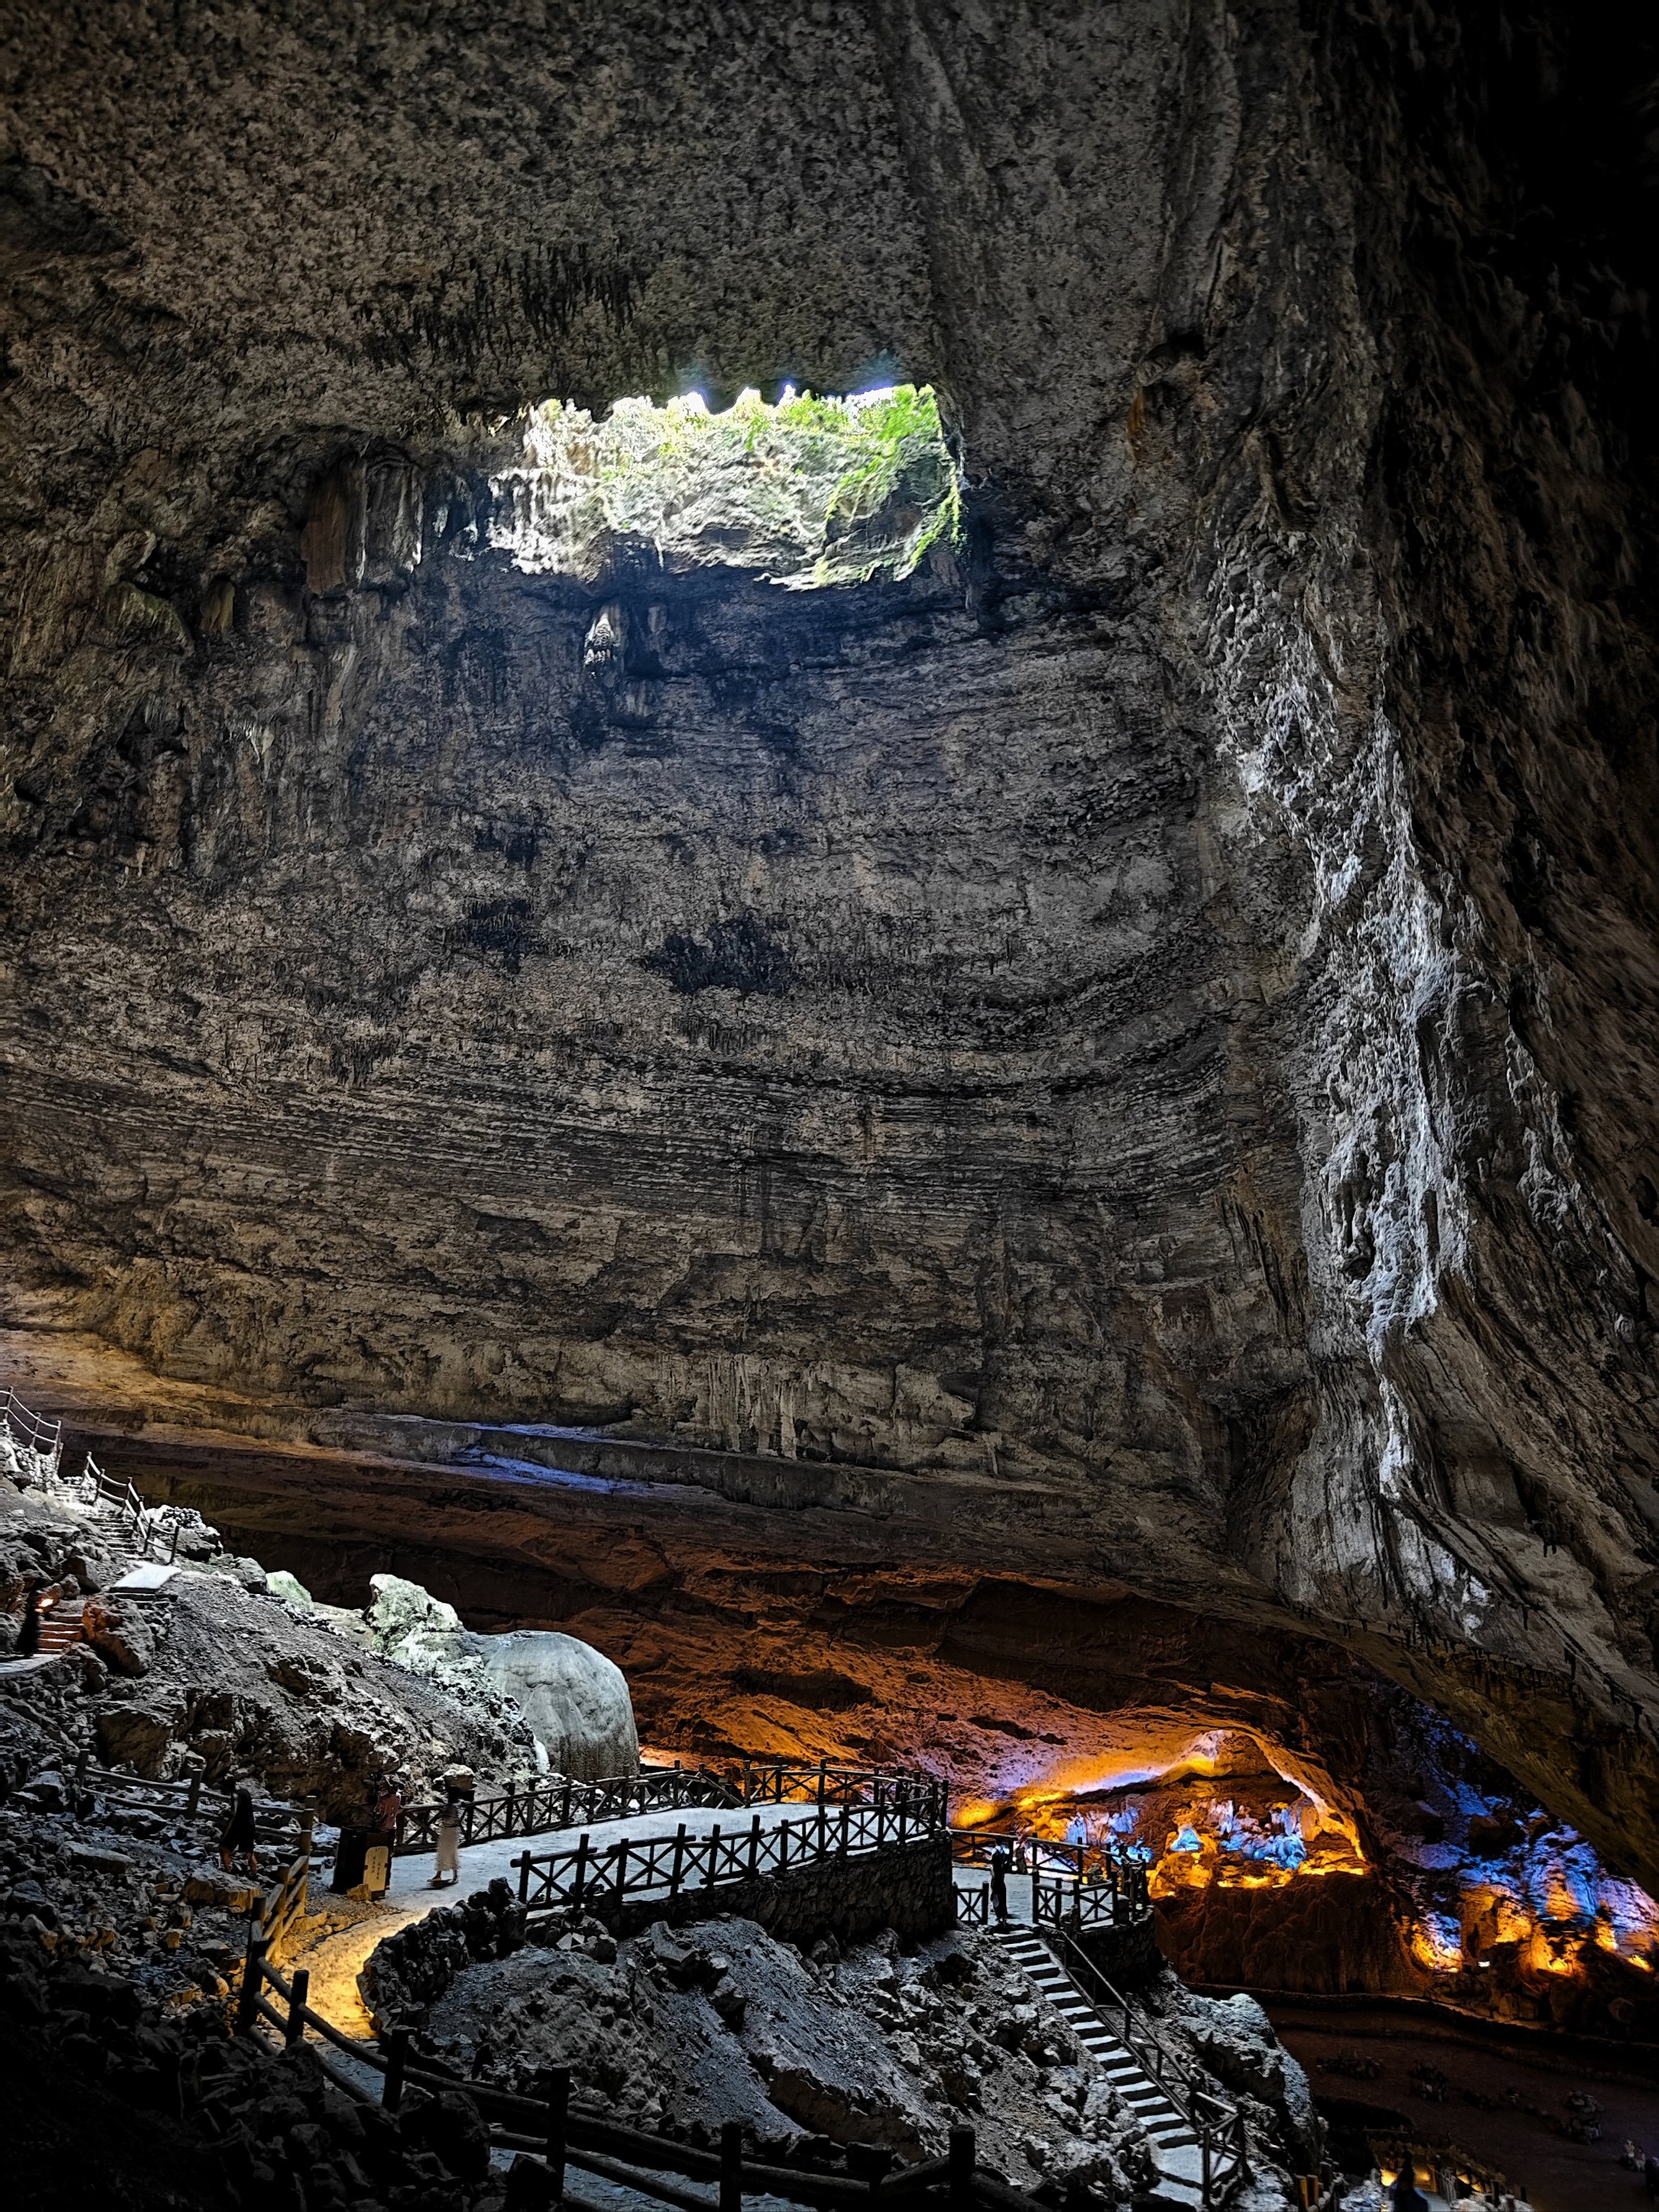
(0, 6, 1655, 1899)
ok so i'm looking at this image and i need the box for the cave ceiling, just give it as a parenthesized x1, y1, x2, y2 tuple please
(2, 6, 1659, 1890)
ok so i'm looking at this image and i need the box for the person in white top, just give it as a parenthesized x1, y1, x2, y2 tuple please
(430, 1785, 464, 1888)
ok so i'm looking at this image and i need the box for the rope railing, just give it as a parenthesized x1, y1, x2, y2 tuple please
(0, 1384, 63, 1474)
(511, 1787, 946, 1915)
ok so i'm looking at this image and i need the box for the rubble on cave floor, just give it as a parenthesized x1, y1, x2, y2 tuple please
(412, 1909, 1319, 2204)
(0, 1478, 543, 1821)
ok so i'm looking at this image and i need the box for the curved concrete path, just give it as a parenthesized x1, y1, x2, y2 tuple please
(298, 1796, 847, 2039)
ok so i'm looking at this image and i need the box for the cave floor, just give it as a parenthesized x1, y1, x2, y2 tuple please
(1265, 2000, 1659, 2211)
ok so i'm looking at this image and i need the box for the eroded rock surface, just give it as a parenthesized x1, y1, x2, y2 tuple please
(0, 6, 1655, 1900)
(363, 1571, 639, 1778)
(0, 1482, 540, 1818)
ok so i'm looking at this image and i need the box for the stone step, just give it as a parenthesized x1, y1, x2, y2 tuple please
(986, 1926, 1202, 2166)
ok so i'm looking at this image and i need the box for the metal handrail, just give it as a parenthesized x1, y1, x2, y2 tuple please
(1038, 1925, 1247, 2206)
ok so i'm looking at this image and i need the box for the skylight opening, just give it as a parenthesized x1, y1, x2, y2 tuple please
(489, 382, 961, 590)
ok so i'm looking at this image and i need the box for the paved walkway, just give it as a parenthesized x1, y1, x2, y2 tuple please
(951, 1863, 1040, 1924)
(300, 1796, 845, 2039)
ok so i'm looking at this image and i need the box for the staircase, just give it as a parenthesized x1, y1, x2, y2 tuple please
(990, 1926, 1208, 2209)
(32, 1599, 87, 1655)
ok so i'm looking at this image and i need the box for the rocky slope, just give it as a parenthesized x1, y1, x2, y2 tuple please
(0, 2, 1656, 1911)
(404, 1905, 1316, 2206)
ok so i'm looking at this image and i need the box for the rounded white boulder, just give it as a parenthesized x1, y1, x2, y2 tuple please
(474, 1631, 638, 1779)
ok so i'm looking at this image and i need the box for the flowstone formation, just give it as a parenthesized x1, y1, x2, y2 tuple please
(1, 3, 1656, 1927)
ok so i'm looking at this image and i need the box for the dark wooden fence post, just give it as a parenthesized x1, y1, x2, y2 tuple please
(817, 1757, 827, 1807)
(748, 1813, 761, 1878)
(670, 1823, 687, 1896)
(285, 1967, 310, 2048)
(706, 1824, 723, 1886)
(720, 2120, 744, 2212)
(504, 1782, 518, 1839)
(838, 1801, 851, 1856)
(546, 2064, 569, 2197)
(237, 1930, 267, 2034)
(383, 2027, 410, 2111)
(948, 2129, 975, 2212)
(572, 1834, 591, 1907)
(614, 1838, 630, 1911)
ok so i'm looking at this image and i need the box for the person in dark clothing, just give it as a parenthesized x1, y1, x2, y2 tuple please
(1388, 2172, 1429, 2212)
(220, 1783, 259, 1876)
(989, 1846, 1009, 1924)
(15, 1583, 43, 1657)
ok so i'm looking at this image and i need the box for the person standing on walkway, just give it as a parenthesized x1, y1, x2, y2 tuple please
(990, 1845, 1009, 1924)
(15, 1581, 43, 1657)
(364, 1772, 402, 1899)
(220, 1783, 259, 1877)
(429, 1784, 464, 1889)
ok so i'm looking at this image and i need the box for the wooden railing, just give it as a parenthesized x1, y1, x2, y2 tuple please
(258, 1829, 314, 1964)
(236, 1933, 1045, 2212)
(735, 1758, 949, 1822)
(949, 1827, 1152, 1925)
(396, 1757, 948, 1857)
(512, 1785, 946, 1914)
(1041, 1927, 1248, 2206)
(75, 1755, 303, 1847)
(949, 1826, 1150, 1904)
(395, 1761, 737, 1855)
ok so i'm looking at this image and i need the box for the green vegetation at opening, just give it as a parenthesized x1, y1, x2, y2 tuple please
(492, 382, 961, 589)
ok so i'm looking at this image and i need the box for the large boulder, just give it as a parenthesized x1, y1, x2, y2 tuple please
(473, 1632, 638, 1779)
(364, 1574, 636, 1779)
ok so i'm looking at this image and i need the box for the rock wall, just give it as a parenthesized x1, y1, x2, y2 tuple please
(0, 6, 1655, 1890)
(608, 1832, 955, 1951)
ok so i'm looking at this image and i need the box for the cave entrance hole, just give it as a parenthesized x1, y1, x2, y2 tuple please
(488, 381, 962, 590)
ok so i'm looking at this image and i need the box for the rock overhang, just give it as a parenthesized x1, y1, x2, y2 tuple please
(2, 2, 1657, 1921)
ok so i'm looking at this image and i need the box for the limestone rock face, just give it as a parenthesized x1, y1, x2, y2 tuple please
(472, 1630, 638, 1780)
(362, 1569, 636, 1775)
(0, 8, 1655, 1890)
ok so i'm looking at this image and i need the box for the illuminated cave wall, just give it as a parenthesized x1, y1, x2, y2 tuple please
(607, 1578, 1659, 2032)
